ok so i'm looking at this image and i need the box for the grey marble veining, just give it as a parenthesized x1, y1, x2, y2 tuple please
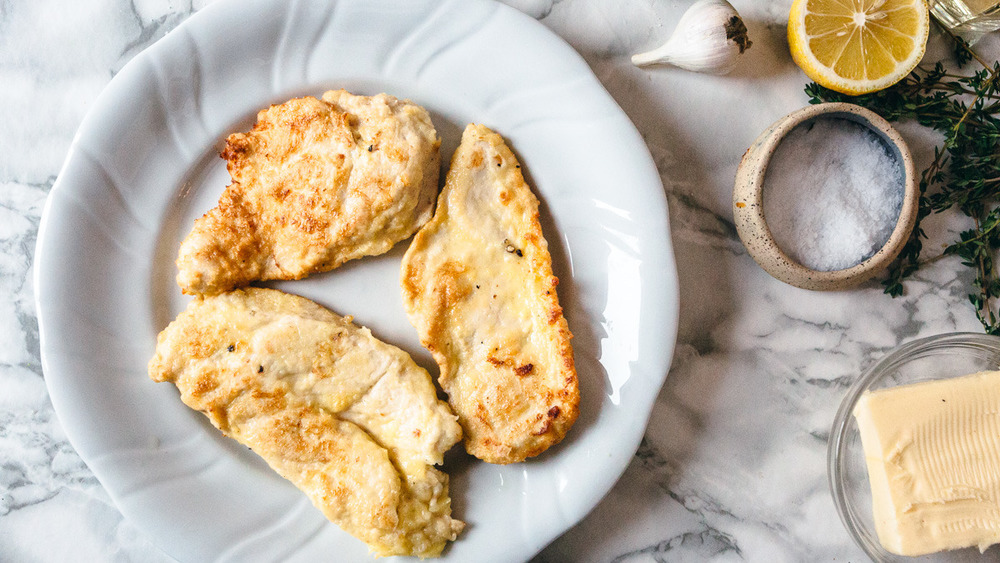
(3, 0, 998, 561)
(1, 2, 195, 561)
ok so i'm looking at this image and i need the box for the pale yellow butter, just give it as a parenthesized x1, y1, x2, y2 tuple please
(854, 369, 1000, 556)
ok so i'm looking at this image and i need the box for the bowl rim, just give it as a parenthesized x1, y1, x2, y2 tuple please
(732, 102, 919, 291)
(827, 331, 1000, 559)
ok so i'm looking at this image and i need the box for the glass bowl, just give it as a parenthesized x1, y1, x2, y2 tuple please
(829, 332, 1000, 561)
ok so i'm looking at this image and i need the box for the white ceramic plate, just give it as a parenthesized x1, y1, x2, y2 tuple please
(34, 0, 678, 561)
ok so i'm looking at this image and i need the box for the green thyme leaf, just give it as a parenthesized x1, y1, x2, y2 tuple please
(805, 33, 1000, 333)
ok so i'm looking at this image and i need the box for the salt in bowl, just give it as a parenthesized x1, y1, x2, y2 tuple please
(732, 102, 918, 291)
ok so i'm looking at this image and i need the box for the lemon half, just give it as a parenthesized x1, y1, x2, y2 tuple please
(788, 0, 930, 95)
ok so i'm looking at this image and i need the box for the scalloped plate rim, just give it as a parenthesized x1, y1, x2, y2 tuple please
(34, 0, 679, 561)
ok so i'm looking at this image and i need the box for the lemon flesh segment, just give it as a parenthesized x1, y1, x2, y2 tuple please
(790, 0, 928, 95)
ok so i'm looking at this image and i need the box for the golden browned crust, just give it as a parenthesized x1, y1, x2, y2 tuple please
(148, 288, 463, 557)
(400, 124, 578, 464)
(176, 90, 440, 295)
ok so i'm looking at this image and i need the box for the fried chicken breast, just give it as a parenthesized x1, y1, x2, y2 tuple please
(176, 90, 440, 295)
(400, 124, 578, 464)
(148, 288, 463, 557)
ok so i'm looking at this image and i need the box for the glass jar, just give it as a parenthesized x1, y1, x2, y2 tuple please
(929, 0, 1000, 43)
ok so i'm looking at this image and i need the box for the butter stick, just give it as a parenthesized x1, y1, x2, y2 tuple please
(853, 369, 1000, 556)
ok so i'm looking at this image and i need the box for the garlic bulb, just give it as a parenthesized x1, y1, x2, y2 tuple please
(632, 0, 752, 75)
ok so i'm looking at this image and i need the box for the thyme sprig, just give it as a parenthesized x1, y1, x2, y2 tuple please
(804, 35, 1000, 334)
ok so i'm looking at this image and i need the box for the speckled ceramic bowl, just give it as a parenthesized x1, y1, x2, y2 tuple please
(732, 102, 918, 291)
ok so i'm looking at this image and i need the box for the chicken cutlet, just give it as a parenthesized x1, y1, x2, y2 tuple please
(400, 124, 578, 464)
(148, 287, 463, 557)
(176, 90, 440, 295)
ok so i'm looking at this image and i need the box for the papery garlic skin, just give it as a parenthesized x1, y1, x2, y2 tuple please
(632, 0, 752, 75)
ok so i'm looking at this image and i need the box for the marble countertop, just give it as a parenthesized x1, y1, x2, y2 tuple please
(4, 0, 998, 561)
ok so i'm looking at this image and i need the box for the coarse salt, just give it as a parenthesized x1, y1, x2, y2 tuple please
(762, 117, 904, 272)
